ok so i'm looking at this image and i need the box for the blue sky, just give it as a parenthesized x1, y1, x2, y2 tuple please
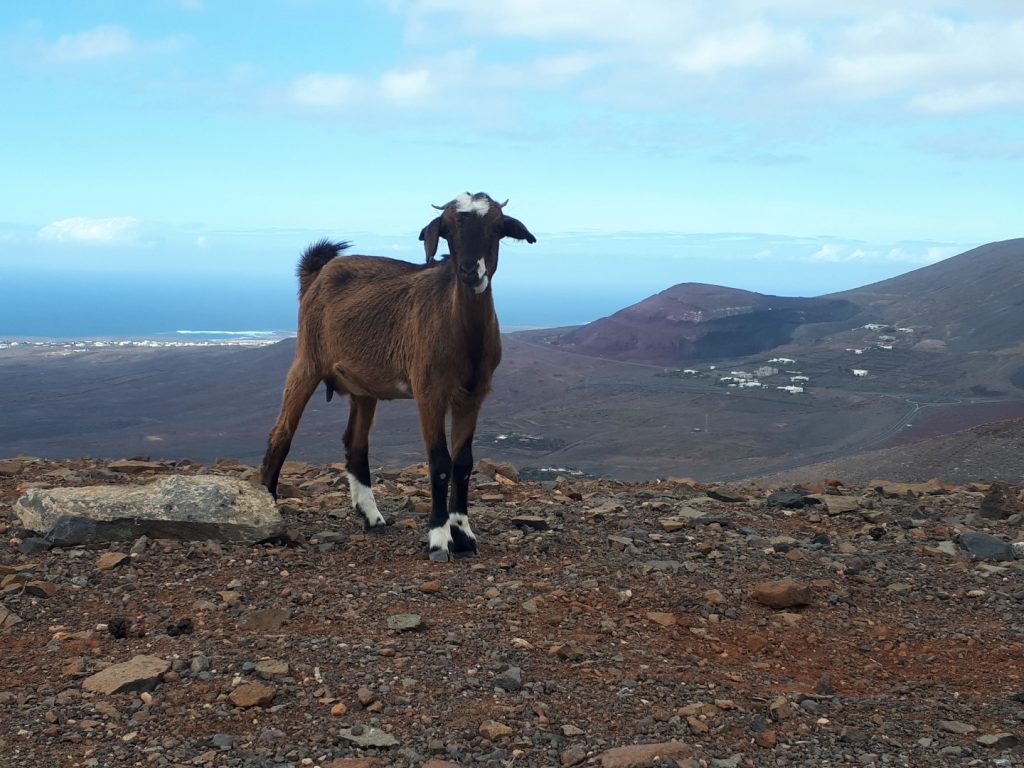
(2, 1, 1023, 333)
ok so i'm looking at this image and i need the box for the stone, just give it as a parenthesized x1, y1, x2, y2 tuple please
(210, 733, 233, 748)
(356, 687, 376, 706)
(13, 475, 284, 545)
(770, 697, 793, 721)
(767, 491, 820, 509)
(108, 460, 171, 475)
(419, 580, 442, 594)
(562, 745, 588, 766)
(23, 581, 58, 599)
(479, 720, 514, 739)
(707, 487, 747, 503)
(749, 578, 812, 609)
(96, 552, 129, 570)
(0, 605, 24, 630)
(494, 666, 523, 692)
(980, 483, 1024, 519)
(937, 720, 975, 735)
(229, 682, 276, 708)
(337, 726, 398, 748)
(330, 702, 349, 716)
(239, 608, 290, 632)
(0, 459, 26, 475)
(958, 532, 1013, 561)
(822, 496, 862, 515)
(597, 741, 694, 767)
(82, 655, 170, 695)
(254, 659, 289, 679)
(511, 515, 549, 530)
(646, 611, 677, 627)
(977, 733, 1019, 748)
(386, 613, 423, 632)
(422, 762, 460, 768)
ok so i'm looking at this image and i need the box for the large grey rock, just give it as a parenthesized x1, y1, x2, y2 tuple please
(82, 655, 170, 694)
(13, 475, 283, 545)
(958, 531, 1014, 562)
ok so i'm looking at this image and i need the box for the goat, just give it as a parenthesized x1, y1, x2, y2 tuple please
(260, 192, 536, 562)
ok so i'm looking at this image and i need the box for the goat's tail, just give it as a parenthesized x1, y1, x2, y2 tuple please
(297, 239, 350, 296)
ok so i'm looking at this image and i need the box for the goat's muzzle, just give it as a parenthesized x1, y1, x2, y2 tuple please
(459, 259, 489, 293)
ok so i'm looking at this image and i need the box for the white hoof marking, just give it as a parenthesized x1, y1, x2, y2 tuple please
(347, 472, 386, 527)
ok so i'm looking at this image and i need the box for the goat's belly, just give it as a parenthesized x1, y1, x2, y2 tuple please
(332, 368, 414, 401)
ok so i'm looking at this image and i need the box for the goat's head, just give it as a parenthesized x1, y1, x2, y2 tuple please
(419, 192, 536, 294)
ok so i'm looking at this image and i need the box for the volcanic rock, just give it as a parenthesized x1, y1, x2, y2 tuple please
(958, 532, 1014, 561)
(13, 475, 284, 545)
(749, 578, 812, 608)
(82, 655, 170, 694)
(597, 741, 693, 767)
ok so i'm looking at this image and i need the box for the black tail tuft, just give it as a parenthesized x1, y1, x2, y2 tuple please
(297, 239, 350, 296)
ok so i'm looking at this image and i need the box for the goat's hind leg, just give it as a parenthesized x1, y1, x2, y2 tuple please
(261, 361, 319, 499)
(344, 395, 387, 532)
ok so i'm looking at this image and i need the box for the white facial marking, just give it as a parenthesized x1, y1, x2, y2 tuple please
(429, 522, 453, 552)
(347, 472, 386, 527)
(454, 193, 490, 217)
(395, 379, 410, 395)
(449, 512, 477, 542)
(473, 258, 489, 294)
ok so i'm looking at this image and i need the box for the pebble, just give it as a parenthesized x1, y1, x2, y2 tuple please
(493, 666, 524, 692)
(937, 720, 975, 735)
(749, 578, 812, 609)
(479, 720, 514, 740)
(95, 552, 129, 570)
(387, 613, 423, 632)
(229, 682, 276, 708)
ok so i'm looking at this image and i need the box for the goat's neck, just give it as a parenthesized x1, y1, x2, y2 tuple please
(450, 277, 497, 340)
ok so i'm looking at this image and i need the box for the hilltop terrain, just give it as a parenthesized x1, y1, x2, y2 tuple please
(1, 457, 1023, 767)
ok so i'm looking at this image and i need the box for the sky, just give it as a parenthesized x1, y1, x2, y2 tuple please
(1, 1, 1023, 335)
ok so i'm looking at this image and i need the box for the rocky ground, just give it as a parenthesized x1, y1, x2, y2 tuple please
(1, 457, 1024, 768)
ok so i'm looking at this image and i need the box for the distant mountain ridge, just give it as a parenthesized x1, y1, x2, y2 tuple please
(558, 238, 1024, 365)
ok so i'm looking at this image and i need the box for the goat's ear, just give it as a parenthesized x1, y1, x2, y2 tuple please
(501, 217, 537, 244)
(419, 216, 447, 262)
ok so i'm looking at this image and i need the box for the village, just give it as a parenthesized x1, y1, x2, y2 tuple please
(660, 323, 918, 396)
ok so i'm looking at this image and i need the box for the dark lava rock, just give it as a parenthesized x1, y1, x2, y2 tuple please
(767, 491, 822, 509)
(958, 531, 1014, 561)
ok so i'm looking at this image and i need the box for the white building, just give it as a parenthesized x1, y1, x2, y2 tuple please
(777, 385, 804, 394)
(852, 369, 869, 377)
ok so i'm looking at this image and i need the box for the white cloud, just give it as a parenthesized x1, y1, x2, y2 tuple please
(809, 243, 844, 262)
(381, 68, 432, 104)
(386, 2, 1024, 116)
(43, 24, 189, 63)
(675, 22, 808, 74)
(289, 73, 359, 107)
(46, 25, 136, 62)
(38, 216, 140, 244)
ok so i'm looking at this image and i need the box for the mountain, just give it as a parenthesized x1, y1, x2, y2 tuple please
(832, 238, 1024, 352)
(557, 238, 1024, 365)
(558, 284, 858, 363)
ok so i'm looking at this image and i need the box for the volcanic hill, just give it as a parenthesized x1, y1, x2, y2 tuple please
(557, 238, 1024, 366)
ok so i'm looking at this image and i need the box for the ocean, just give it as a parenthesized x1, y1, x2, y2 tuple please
(1, 273, 630, 341)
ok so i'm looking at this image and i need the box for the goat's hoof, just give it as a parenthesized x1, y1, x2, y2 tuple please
(364, 521, 389, 535)
(428, 548, 451, 563)
(451, 544, 478, 559)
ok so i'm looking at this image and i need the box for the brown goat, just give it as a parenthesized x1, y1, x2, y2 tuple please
(260, 192, 536, 561)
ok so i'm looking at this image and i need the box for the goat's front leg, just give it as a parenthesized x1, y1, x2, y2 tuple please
(418, 402, 454, 562)
(343, 395, 387, 532)
(448, 401, 481, 556)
